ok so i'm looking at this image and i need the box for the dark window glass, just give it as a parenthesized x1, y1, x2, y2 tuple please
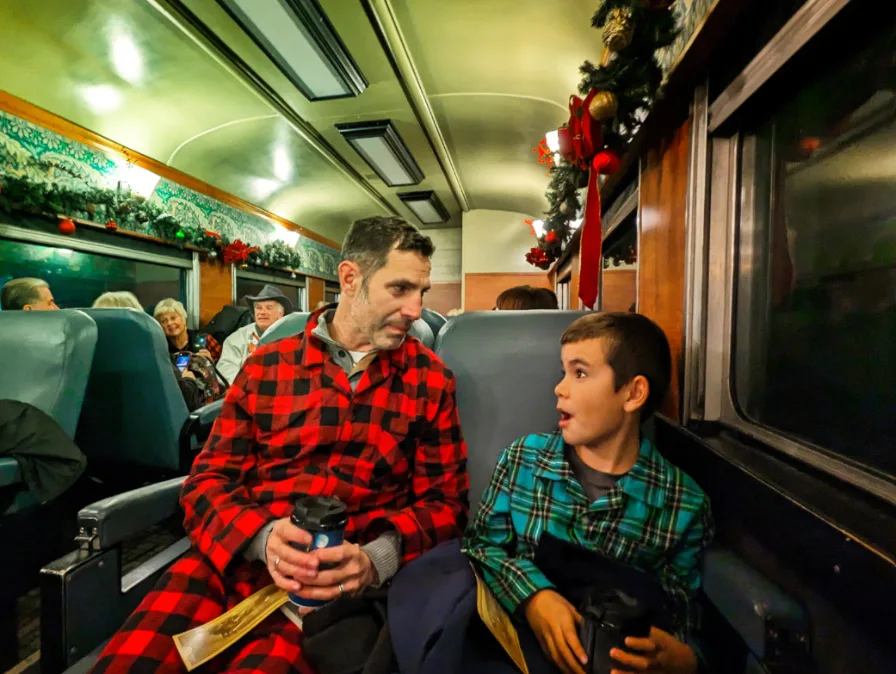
(235, 277, 304, 313)
(0, 238, 185, 314)
(734, 24, 896, 477)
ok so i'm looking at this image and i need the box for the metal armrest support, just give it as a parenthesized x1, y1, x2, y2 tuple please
(76, 477, 186, 550)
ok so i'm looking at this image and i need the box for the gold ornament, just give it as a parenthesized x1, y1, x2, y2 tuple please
(644, 0, 675, 10)
(588, 91, 618, 121)
(603, 8, 634, 52)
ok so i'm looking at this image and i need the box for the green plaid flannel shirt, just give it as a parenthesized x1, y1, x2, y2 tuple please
(463, 431, 713, 641)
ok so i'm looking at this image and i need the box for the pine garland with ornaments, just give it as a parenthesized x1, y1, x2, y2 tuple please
(527, 0, 679, 307)
(0, 159, 303, 273)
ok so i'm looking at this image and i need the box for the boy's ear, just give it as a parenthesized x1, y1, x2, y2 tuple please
(623, 375, 650, 414)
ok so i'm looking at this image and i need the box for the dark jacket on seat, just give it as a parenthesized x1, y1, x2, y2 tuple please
(0, 400, 87, 503)
(388, 537, 674, 674)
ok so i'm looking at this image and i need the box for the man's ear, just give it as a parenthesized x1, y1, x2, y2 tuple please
(338, 260, 362, 297)
(22, 305, 34, 311)
(622, 375, 650, 414)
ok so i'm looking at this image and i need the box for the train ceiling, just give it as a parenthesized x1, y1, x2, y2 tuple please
(0, 0, 600, 242)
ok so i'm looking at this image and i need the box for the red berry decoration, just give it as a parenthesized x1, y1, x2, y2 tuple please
(105, 219, 118, 231)
(58, 218, 76, 235)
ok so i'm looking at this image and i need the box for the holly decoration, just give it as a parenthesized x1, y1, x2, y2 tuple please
(58, 218, 76, 235)
(525, 247, 554, 270)
(527, 0, 678, 274)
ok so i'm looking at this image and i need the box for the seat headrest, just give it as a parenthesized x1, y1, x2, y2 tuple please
(0, 310, 97, 437)
(420, 308, 448, 337)
(409, 318, 435, 348)
(435, 310, 587, 518)
(258, 312, 311, 347)
(76, 309, 188, 471)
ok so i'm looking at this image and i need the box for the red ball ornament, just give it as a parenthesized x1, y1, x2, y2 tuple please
(545, 231, 559, 244)
(58, 218, 76, 235)
(105, 219, 118, 231)
(593, 149, 621, 175)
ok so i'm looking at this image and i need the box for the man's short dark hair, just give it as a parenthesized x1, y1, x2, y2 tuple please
(561, 312, 672, 419)
(341, 216, 435, 283)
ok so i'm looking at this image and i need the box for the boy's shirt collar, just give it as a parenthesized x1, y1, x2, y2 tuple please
(533, 430, 669, 508)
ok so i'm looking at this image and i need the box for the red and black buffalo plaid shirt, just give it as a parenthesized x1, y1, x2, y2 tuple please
(180, 309, 470, 579)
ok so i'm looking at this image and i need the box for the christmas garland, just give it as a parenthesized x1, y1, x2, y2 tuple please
(527, 0, 678, 269)
(0, 159, 303, 274)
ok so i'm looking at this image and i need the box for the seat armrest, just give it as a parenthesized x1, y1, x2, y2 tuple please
(78, 477, 186, 549)
(193, 398, 224, 429)
(703, 547, 810, 663)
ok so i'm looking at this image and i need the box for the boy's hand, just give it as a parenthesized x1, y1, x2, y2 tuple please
(524, 589, 588, 674)
(610, 627, 697, 674)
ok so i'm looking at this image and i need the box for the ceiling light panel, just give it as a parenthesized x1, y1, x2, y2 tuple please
(336, 121, 424, 187)
(398, 190, 450, 225)
(217, 0, 367, 101)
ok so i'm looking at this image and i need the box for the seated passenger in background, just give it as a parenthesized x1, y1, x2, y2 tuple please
(92, 291, 144, 311)
(0, 277, 59, 311)
(215, 284, 290, 384)
(464, 313, 712, 674)
(495, 285, 559, 310)
(93, 292, 209, 412)
(154, 298, 221, 363)
(91, 215, 469, 673)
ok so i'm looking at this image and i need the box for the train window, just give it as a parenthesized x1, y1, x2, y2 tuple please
(324, 283, 340, 304)
(733, 26, 896, 478)
(0, 237, 187, 314)
(236, 270, 307, 312)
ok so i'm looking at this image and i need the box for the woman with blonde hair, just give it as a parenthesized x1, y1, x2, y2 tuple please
(92, 291, 143, 310)
(153, 297, 220, 362)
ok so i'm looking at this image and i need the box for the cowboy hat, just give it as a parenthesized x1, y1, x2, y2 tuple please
(245, 284, 293, 314)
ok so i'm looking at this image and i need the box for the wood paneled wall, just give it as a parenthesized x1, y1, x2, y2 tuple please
(464, 273, 552, 311)
(601, 269, 637, 312)
(307, 277, 325, 311)
(426, 282, 462, 315)
(199, 260, 232, 326)
(638, 119, 690, 419)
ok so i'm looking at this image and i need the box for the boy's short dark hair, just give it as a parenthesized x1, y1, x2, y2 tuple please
(495, 286, 559, 310)
(561, 312, 672, 419)
(341, 216, 435, 286)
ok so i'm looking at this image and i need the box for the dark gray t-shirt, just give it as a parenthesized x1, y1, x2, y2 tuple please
(565, 445, 625, 502)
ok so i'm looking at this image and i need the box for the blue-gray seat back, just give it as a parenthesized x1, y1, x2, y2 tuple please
(76, 309, 187, 471)
(0, 310, 97, 438)
(421, 308, 447, 337)
(435, 310, 587, 518)
(409, 318, 434, 348)
(258, 312, 311, 347)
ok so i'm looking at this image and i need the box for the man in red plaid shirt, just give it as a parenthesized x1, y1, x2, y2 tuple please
(92, 216, 470, 673)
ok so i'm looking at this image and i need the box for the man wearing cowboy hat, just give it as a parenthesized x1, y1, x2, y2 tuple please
(216, 284, 292, 384)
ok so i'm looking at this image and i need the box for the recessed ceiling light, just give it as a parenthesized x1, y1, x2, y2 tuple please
(336, 121, 424, 187)
(398, 190, 450, 225)
(217, 0, 367, 101)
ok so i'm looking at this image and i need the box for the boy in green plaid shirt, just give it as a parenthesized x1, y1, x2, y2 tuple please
(464, 313, 713, 674)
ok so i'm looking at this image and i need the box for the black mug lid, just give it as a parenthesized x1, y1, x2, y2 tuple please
(292, 496, 347, 529)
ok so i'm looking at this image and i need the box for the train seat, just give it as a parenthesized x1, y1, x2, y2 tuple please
(75, 309, 188, 475)
(0, 309, 97, 513)
(435, 310, 586, 517)
(420, 308, 447, 337)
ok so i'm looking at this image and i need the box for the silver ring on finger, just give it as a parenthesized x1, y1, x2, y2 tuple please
(274, 556, 281, 572)
(338, 583, 345, 597)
